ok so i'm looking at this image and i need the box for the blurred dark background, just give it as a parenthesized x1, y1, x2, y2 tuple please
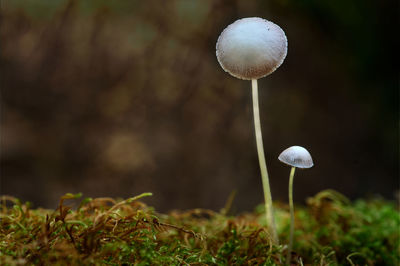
(1, 0, 398, 212)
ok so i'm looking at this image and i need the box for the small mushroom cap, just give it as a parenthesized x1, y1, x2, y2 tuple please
(278, 146, 313, 169)
(216, 17, 288, 80)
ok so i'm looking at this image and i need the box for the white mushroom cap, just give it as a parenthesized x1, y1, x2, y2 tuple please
(278, 146, 313, 169)
(216, 17, 288, 80)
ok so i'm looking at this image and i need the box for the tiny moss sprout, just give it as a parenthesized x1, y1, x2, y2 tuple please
(216, 17, 287, 244)
(278, 145, 313, 264)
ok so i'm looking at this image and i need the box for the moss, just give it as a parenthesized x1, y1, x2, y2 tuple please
(1, 190, 399, 265)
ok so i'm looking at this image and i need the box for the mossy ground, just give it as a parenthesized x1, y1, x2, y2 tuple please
(1, 190, 399, 265)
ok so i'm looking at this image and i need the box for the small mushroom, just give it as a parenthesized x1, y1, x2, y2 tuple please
(278, 146, 314, 169)
(216, 17, 288, 245)
(278, 146, 313, 264)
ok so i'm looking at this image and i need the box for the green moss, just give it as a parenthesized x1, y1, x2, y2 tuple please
(1, 190, 399, 265)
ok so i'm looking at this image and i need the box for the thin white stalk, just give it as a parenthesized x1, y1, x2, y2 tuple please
(251, 79, 278, 244)
(287, 166, 296, 264)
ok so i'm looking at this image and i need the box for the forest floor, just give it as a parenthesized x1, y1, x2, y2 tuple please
(1, 190, 399, 265)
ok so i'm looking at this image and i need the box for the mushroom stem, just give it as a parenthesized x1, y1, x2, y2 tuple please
(287, 166, 296, 264)
(251, 79, 278, 244)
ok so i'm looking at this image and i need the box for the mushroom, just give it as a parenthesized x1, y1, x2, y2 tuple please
(216, 17, 287, 244)
(216, 17, 288, 80)
(278, 146, 313, 264)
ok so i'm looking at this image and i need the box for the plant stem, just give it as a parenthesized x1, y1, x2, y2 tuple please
(287, 166, 296, 264)
(251, 79, 278, 244)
